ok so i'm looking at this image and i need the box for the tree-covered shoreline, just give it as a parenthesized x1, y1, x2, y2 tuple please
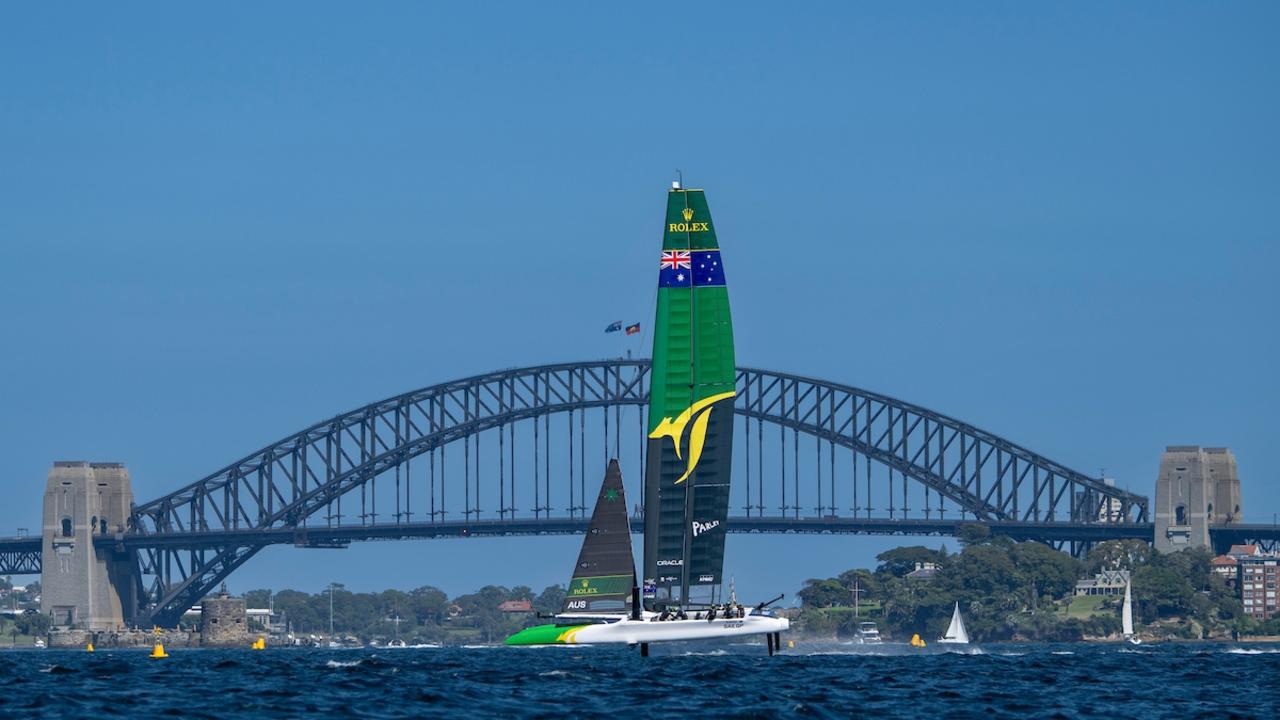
(793, 528, 1278, 642)
(240, 583, 567, 645)
(202, 530, 1278, 645)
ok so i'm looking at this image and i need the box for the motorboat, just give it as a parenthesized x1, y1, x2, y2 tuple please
(854, 621, 882, 644)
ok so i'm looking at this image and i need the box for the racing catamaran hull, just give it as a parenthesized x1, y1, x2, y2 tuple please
(505, 613, 789, 646)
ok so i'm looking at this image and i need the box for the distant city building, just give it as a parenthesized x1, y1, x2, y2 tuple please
(1227, 544, 1262, 559)
(1097, 479, 1125, 522)
(1213, 544, 1263, 587)
(1071, 478, 1132, 524)
(1074, 569, 1131, 596)
(498, 600, 532, 613)
(906, 562, 940, 581)
(1238, 556, 1278, 620)
(1212, 555, 1239, 585)
(1154, 446, 1242, 552)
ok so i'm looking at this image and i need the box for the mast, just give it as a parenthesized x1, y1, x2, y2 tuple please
(679, 184, 695, 603)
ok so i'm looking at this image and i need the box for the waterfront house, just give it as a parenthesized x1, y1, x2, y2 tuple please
(1073, 569, 1130, 596)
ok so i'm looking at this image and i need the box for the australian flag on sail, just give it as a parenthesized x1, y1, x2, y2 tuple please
(659, 250, 726, 288)
(604, 320, 623, 333)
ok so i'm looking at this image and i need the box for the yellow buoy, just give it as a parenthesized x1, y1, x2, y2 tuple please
(251, 637, 265, 650)
(911, 633, 926, 647)
(150, 642, 169, 659)
(86, 643, 94, 653)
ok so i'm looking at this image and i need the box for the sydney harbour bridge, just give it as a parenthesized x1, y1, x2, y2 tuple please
(2, 359, 1276, 627)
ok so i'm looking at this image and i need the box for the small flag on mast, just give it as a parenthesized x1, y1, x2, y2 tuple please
(604, 321, 623, 333)
(625, 323, 640, 336)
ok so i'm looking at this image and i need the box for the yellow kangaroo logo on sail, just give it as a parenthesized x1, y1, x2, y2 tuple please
(648, 391, 736, 484)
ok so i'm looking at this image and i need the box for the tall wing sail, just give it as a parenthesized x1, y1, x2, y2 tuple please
(562, 459, 636, 614)
(642, 187, 735, 609)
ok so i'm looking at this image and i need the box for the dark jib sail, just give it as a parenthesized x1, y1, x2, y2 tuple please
(562, 459, 636, 614)
(642, 185, 735, 609)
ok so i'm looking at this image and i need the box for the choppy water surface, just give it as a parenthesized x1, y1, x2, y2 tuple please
(2, 642, 1278, 719)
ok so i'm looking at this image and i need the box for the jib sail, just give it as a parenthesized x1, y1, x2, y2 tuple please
(642, 184, 735, 609)
(562, 459, 636, 614)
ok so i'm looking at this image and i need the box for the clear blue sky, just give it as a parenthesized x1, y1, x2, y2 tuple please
(2, 3, 1276, 601)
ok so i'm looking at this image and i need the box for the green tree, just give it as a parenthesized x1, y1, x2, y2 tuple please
(272, 589, 323, 632)
(1085, 539, 1152, 574)
(1131, 565, 1194, 622)
(875, 546, 946, 578)
(15, 612, 51, 637)
(836, 568, 880, 602)
(798, 578, 849, 608)
(955, 524, 991, 548)
(797, 608, 839, 637)
(533, 585, 566, 614)
(938, 544, 1019, 598)
(1011, 541, 1082, 602)
(408, 585, 449, 626)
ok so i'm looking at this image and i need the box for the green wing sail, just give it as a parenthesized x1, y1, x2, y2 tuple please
(642, 187, 735, 609)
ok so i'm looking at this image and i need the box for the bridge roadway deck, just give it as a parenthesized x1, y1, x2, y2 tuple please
(4, 521, 1279, 574)
(90, 517, 1156, 551)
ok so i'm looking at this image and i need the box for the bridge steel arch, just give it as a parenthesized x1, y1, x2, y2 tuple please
(122, 359, 1147, 627)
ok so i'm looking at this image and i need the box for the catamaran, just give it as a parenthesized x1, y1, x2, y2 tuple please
(505, 181, 789, 654)
(937, 601, 970, 644)
(1122, 580, 1141, 645)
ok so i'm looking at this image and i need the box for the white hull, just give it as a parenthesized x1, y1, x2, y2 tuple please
(557, 613, 789, 645)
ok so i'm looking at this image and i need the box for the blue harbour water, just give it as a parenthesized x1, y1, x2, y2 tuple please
(3, 642, 1278, 719)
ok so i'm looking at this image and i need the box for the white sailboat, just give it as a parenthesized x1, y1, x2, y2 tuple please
(937, 601, 969, 644)
(1122, 580, 1141, 645)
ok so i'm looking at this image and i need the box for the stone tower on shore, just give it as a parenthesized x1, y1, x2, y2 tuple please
(40, 462, 138, 630)
(1154, 446, 1242, 552)
(200, 583, 250, 646)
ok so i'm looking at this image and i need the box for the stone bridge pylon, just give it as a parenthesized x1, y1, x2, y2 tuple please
(40, 461, 138, 630)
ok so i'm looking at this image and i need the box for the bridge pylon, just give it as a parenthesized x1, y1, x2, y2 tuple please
(40, 462, 139, 630)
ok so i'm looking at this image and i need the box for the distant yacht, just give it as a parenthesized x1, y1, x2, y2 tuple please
(1123, 580, 1141, 645)
(938, 602, 970, 644)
